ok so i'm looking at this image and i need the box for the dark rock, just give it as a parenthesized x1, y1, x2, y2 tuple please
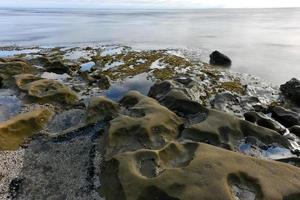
(209, 51, 232, 66)
(244, 111, 287, 134)
(289, 125, 300, 137)
(91, 73, 111, 89)
(271, 106, 300, 128)
(280, 78, 300, 105)
(0, 75, 3, 88)
(44, 60, 72, 75)
(148, 80, 206, 117)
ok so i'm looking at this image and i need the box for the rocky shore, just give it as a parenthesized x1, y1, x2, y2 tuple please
(0, 45, 300, 200)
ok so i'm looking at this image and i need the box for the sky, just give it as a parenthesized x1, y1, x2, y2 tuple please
(1, 0, 300, 9)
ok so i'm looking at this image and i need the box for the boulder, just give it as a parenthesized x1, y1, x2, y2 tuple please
(44, 60, 72, 75)
(16, 77, 79, 105)
(148, 80, 206, 117)
(85, 96, 119, 124)
(182, 109, 290, 150)
(105, 91, 183, 158)
(15, 74, 42, 90)
(271, 106, 300, 128)
(101, 142, 300, 200)
(0, 108, 54, 150)
(280, 78, 300, 105)
(0, 61, 38, 78)
(209, 51, 232, 66)
(244, 111, 287, 134)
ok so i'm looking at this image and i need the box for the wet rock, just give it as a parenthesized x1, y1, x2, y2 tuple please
(244, 111, 287, 134)
(44, 60, 72, 75)
(148, 80, 206, 116)
(0, 90, 21, 122)
(0, 108, 54, 151)
(289, 126, 300, 137)
(105, 91, 183, 158)
(85, 96, 119, 124)
(0, 75, 3, 88)
(182, 109, 290, 150)
(48, 109, 85, 133)
(16, 78, 79, 105)
(101, 142, 300, 200)
(29, 56, 51, 67)
(280, 78, 300, 105)
(209, 50, 232, 66)
(15, 74, 42, 90)
(271, 106, 300, 128)
(91, 73, 111, 89)
(0, 61, 38, 81)
(13, 123, 103, 200)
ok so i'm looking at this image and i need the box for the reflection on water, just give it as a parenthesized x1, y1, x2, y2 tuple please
(0, 8, 300, 83)
(104, 73, 154, 101)
(0, 89, 21, 122)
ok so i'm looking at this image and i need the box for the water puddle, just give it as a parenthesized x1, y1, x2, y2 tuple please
(0, 89, 21, 122)
(0, 49, 40, 58)
(80, 61, 95, 72)
(103, 61, 124, 71)
(239, 142, 294, 160)
(103, 73, 154, 101)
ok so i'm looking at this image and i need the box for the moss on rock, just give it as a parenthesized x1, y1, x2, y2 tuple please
(0, 108, 54, 151)
(85, 96, 119, 124)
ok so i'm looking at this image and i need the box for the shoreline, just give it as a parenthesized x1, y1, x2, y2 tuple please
(0, 44, 300, 199)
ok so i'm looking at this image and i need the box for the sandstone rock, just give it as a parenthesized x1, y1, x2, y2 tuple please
(244, 111, 287, 134)
(271, 106, 300, 128)
(209, 50, 232, 66)
(0, 61, 38, 77)
(280, 78, 300, 105)
(101, 142, 300, 200)
(16, 78, 79, 104)
(182, 109, 290, 150)
(105, 91, 183, 158)
(0, 108, 54, 151)
(15, 74, 42, 90)
(85, 96, 119, 124)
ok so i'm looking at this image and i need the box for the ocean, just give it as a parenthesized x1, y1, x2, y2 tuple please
(0, 7, 300, 84)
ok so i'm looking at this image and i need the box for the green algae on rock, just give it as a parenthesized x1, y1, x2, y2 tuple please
(15, 76, 79, 105)
(105, 91, 183, 159)
(101, 142, 300, 200)
(0, 108, 54, 151)
(85, 96, 119, 124)
(182, 109, 290, 150)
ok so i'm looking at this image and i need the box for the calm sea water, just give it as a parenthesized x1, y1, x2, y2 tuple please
(0, 8, 300, 84)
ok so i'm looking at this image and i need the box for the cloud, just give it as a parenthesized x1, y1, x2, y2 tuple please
(1, 0, 300, 8)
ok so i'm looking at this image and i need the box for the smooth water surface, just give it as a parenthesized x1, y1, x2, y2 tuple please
(0, 8, 300, 84)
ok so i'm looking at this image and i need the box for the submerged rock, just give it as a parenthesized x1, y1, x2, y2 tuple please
(209, 50, 232, 66)
(280, 78, 300, 105)
(271, 106, 300, 128)
(0, 108, 54, 151)
(85, 96, 119, 124)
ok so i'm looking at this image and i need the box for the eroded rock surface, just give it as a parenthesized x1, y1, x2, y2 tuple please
(0, 108, 54, 151)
